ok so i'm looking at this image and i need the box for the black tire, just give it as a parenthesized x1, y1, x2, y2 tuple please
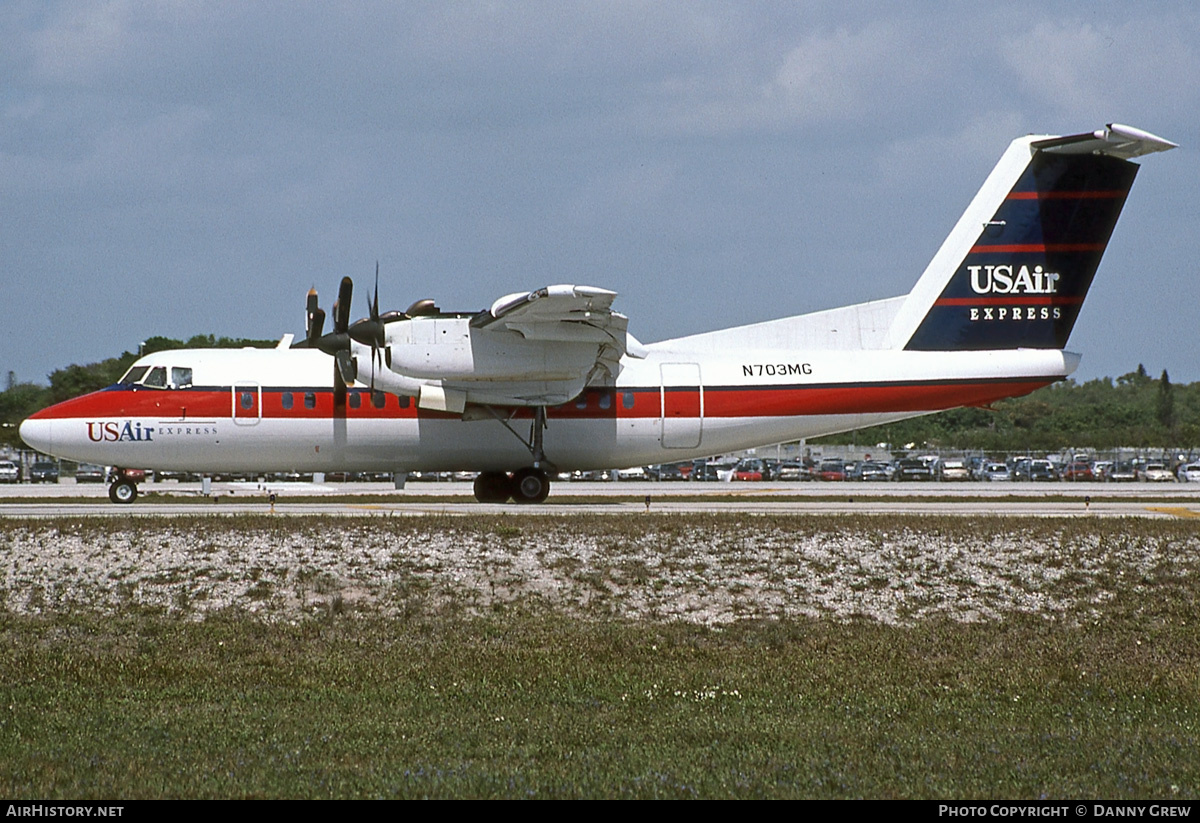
(473, 471, 512, 504)
(108, 480, 138, 504)
(512, 467, 550, 504)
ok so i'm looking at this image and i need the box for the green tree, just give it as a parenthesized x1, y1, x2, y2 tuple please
(0, 382, 51, 449)
(1158, 369, 1176, 433)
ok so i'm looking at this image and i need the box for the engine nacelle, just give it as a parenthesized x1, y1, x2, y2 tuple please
(384, 316, 603, 381)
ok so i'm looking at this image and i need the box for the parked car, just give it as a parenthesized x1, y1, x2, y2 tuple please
(0, 460, 19, 483)
(1108, 461, 1138, 482)
(1178, 464, 1200, 482)
(1140, 463, 1175, 482)
(29, 461, 59, 483)
(817, 459, 846, 481)
(857, 461, 891, 482)
(982, 462, 1011, 482)
(776, 461, 813, 481)
(655, 463, 687, 481)
(967, 456, 987, 480)
(941, 459, 971, 481)
(74, 464, 107, 483)
(1013, 459, 1057, 481)
(732, 458, 767, 481)
(1060, 462, 1094, 481)
(895, 458, 935, 481)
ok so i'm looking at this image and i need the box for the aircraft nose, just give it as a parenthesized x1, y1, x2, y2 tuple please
(19, 417, 54, 455)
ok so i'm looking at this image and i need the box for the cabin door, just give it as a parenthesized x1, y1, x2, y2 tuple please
(232, 382, 262, 426)
(660, 363, 703, 449)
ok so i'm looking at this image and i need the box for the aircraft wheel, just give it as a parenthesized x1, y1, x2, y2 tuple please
(473, 471, 512, 504)
(108, 480, 138, 504)
(512, 467, 550, 504)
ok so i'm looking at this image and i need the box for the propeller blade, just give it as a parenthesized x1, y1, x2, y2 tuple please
(369, 264, 383, 391)
(334, 277, 354, 334)
(307, 307, 325, 347)
(304, 288, 325, 346)
(333, 362, 346, 414)
(372, 262, 380, 322)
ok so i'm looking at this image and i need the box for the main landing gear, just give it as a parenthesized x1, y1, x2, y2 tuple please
(471, 406, 552, 504)
(473, 468, 550, 504)
(108, 470, 139, 504)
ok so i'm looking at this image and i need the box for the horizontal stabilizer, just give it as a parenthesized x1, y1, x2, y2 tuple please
(1033, 123, 1178, 159)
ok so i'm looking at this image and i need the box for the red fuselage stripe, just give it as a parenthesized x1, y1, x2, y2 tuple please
(29, 378, 1055, 423)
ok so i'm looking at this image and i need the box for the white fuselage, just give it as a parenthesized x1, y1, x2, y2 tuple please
(20, 344, 1075, 474)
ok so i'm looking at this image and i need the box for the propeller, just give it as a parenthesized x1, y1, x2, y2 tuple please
(299, 276, 359, 412)
(348, 264, 386, 390)
(299, 270, 397, 406)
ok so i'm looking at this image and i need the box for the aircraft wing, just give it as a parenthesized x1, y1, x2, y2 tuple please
(473, 284, 646, 375)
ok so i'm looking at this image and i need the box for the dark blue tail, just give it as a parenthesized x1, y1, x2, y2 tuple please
(900, 125, 1174, 351)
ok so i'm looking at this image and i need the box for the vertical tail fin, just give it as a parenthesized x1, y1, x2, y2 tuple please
(891, 124, 1175, 351)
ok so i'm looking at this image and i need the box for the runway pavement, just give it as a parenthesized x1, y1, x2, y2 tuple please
(2, 478, 1199, 518)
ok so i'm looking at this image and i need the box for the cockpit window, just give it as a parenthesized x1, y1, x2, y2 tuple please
(120, 364, 193, 388)
(119, 366, 150, 385)
(143, 367, 168, 388)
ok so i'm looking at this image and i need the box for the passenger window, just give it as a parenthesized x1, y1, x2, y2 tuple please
(143, 367, 167, 388)
(281, 392, 293, 410)
(621, 391, 635, 409)
(349, 391, 361, 409)
(575, 395, 588, 410)
(304, 392, 316, 410)
(171, 367, 193, 388)
(240, 392, 253, 409)
(372, 391, 385, 409)
(598, 393, 612, 410)
(398, 395, 410, 409)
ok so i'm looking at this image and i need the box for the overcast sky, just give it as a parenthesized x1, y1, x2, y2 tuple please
(2, 1, 1196, 387)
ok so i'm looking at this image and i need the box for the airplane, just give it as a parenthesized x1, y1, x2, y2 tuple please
(19, 123, 1176, 504)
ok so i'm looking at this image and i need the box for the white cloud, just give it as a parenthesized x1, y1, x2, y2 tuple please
(770, 24, 917, 124)
(1001, 16, 1200, 123)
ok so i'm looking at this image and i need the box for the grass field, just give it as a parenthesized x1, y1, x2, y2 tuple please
(1, 514, 1198, 798)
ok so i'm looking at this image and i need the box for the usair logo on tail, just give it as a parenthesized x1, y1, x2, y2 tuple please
(969, 265, 1060, 295)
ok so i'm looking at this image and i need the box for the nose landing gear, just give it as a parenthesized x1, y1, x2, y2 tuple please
(108, 471, 139, 504)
